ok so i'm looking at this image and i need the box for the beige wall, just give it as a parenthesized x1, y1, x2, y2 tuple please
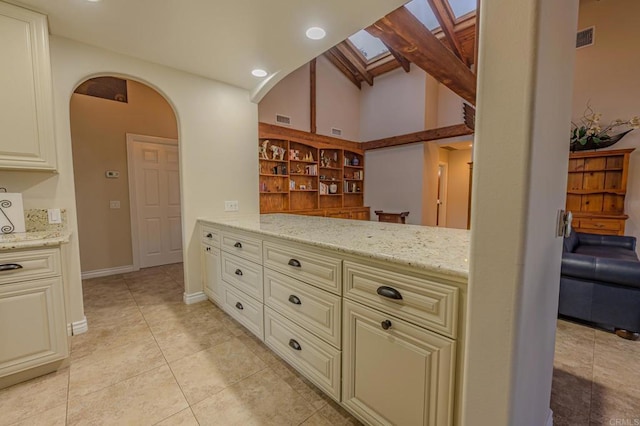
(70, 80, 178, 273)
(573, 0, 640, 247)
(445, 148, 472, 229)
(257, 63, 310, 132)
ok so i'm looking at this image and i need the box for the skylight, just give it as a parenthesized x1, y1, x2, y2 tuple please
(405, 0, 440, 30)
(449, 0, 477, 19)
(348, 30, 389, 62)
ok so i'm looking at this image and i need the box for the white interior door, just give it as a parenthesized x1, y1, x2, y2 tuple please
(128, 134, 182, 269)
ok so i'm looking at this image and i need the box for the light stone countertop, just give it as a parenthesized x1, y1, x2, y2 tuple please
(199, 214, 470, 279)
(0, 230, 71, 251)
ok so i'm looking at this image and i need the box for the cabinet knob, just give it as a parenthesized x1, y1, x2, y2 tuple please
(288, 259, 301, 268)
(235, 302, 244, 310)
(381, 320, 392, 330)
(235, 269, 243, 276)
(289, 339, 302, 351)
(206, 233, 213, 238)
(0, 263, 23, 272)
(205, 247, 211, 252)
(376, 286, 403, 300)
(288, 295, 302, 305)
(234, 242, 243, 248)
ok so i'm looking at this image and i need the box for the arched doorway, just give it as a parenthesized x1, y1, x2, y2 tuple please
(70, 76, 181, 278)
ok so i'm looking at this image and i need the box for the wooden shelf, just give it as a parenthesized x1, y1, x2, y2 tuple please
(320, 194, 342, 196)
(260, 159, 288, 163)
(290, 159, 317, 164)
(344, 178, 363, 181)
(291, 189, 318, 192)
(320, 166, 342, 170)
(290, 173, 317, 176)
(260, 191, 288, 194)
(567, 189, 625, 195)
(259, 173, 288, 177)
(344, 165, 364, 169)
(568, 168, 623, 173)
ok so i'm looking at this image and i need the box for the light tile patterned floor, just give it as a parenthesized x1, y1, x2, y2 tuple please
(2, 263, 639, 425)
(0, 264, 359, 426)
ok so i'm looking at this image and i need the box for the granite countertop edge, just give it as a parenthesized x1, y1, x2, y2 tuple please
(0, 231, 72, 251)
(198, 214, 470, 280)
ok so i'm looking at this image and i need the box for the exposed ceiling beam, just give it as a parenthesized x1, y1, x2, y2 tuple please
(362, 124, 474, 150)
(323, 51, 362, 89)
(367, 6, 476, 105)
(426, 0, 468, 65)
(381, 41, 411, 72)
(335, 42, 374, 86)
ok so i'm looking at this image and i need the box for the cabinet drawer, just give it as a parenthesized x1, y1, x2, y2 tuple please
(0, 248, 61, 285)
(264, 307, 341, 402)
(221, 252, 263, 302)
(264, 269, 341, 348)
(342, 300, 455, 426)
(263, 241, 341, 295)
(220, 231, 262, 263)
(578, 219, 622, 232)
(222, 284, 263, 340)
(343, 261, 459, 338)
(200, 224, 220, 247)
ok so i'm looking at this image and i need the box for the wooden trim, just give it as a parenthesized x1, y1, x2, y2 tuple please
(426, 0, 468, 64)
(361, 124, 474, 150)
(259, 122, 362, 151)
(474, 0, 480, 70)
(367, 6, 476, 105)
(323, 51, 362, 89)
(335, 42, 374, 86)
(310, 58, 317, 134)
(382, 41, 411, 72)
(568, 148, 635, 159)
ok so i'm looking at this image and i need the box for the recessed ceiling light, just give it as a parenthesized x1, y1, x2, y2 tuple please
(252, 69, 268, 78)
(306, 27, 326, 40)
(86, 0, 101, 2)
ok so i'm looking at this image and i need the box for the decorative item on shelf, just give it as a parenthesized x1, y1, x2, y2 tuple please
(352, 156, 360, 166)
(289, 179, 295, 190)
(344, 157, 351, 166)
(290, 149, 300, 160)
(260, 182, 267, 192)
(270, 145, 286, 161)
(296, 164, 302, 174)
(259, 140, 269, 159)
(570, 103, 639, 151)
(329, 183, 338, 194)
(299, 185, 306, 190)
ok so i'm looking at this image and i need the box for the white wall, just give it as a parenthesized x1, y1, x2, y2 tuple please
(445, 148, 472, 229)
(463, 0, 579, 425)
(364, 144, 425, 224)
(437, 84, 465, 127)
(0, 36, 260, 325)
(257, 63, 310, 132)
(572, 0, 640, 249)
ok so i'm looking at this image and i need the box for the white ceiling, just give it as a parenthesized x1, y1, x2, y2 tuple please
(9, 0, 408, 101)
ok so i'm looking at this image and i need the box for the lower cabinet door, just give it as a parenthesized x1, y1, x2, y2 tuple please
(202, 244, 223, 305)
(222, 284, 264, 340)
(342, 300, 456, 426)
(0, 277, 68, 377)
(264, 307, 341, 402)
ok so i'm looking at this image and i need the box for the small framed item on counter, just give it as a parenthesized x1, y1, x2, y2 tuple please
(0, 189, 26, 234)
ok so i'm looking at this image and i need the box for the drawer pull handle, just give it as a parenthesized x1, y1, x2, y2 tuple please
(381, 319, 392, 330)
(288, 295, 301, 305)
(376, 286, 403, 300)
(206, 233, 213, 238)
(288, 259, 301, 268)
(0, 263, 23, 272)
(235, 269, 243, 276)
(235, 302, 244, 310)
(289, 339, 302, 351)
(205, 247, 211, 252)
(234, 242, 242, 248)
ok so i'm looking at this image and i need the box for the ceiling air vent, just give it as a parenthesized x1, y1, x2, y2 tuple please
(331, 127, 342, 136)
(276, 114, 291, 126)
(576, 27, 594, 49)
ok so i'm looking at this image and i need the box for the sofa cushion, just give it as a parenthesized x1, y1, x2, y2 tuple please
(561, 253, 640, 289)
(574, 245, 639, 261)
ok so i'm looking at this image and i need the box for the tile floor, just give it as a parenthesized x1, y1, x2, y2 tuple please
(0, 264, 359, 426)
(551, 319, 640, 425)
(2, 263, 639, 425)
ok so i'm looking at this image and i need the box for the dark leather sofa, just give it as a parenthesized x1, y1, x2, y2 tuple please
(560, 232, 640, 338)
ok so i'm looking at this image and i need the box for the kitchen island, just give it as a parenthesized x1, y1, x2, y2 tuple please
(198, 214, 470, 426)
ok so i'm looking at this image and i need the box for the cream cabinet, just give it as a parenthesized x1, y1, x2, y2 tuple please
(0, 247, 68, 388)
(202, 243, 222, 305)
(0, 2, 57, 171)
(342, 300, 455, 426)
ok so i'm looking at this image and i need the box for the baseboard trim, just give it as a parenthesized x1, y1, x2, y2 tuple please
(81, 265, 136, 280)
(183, 291, 207, 305)
(70, 317, 88, 335)
(546, 408, 553, 426)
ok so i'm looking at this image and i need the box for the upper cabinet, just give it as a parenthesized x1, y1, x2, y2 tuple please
(0, 3, 57, 171)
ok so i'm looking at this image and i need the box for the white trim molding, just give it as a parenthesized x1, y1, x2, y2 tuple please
(546, 409, 553, 426)
(70, 317, 88, 335)
(183, 291, 207, 305)
(81, 265, 137, 280)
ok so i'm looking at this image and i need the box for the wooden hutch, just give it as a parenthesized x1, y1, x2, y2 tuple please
(566, 148, 634, 236)
(259, 124, 369, 220)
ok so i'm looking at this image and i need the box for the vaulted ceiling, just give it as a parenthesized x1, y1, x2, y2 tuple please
(323, 0, 478, 105)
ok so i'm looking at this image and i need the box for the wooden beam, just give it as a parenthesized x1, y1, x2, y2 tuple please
(323, 51, 361, 89)
(474, 0, 480, 70)
(259, 122, 362, 151)
(310, 58, 317, 134)
(381, 41, 411, 72)
(335, 42, 374, 86)
(463, 103, 476, 130)
(361, 124, 474, 150)
(426, 0, 468, 64)
(367, 6, 476, 105)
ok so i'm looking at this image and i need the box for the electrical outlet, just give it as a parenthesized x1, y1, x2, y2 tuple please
(224, 200, 239, 211)
(47, 209, 62, 224)
(109, 200, 121, 209)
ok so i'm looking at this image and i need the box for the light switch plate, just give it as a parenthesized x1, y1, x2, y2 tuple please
(48, 208, 62, 224)
(224, 200, 239, 211)
(110, 200, 121, 209)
